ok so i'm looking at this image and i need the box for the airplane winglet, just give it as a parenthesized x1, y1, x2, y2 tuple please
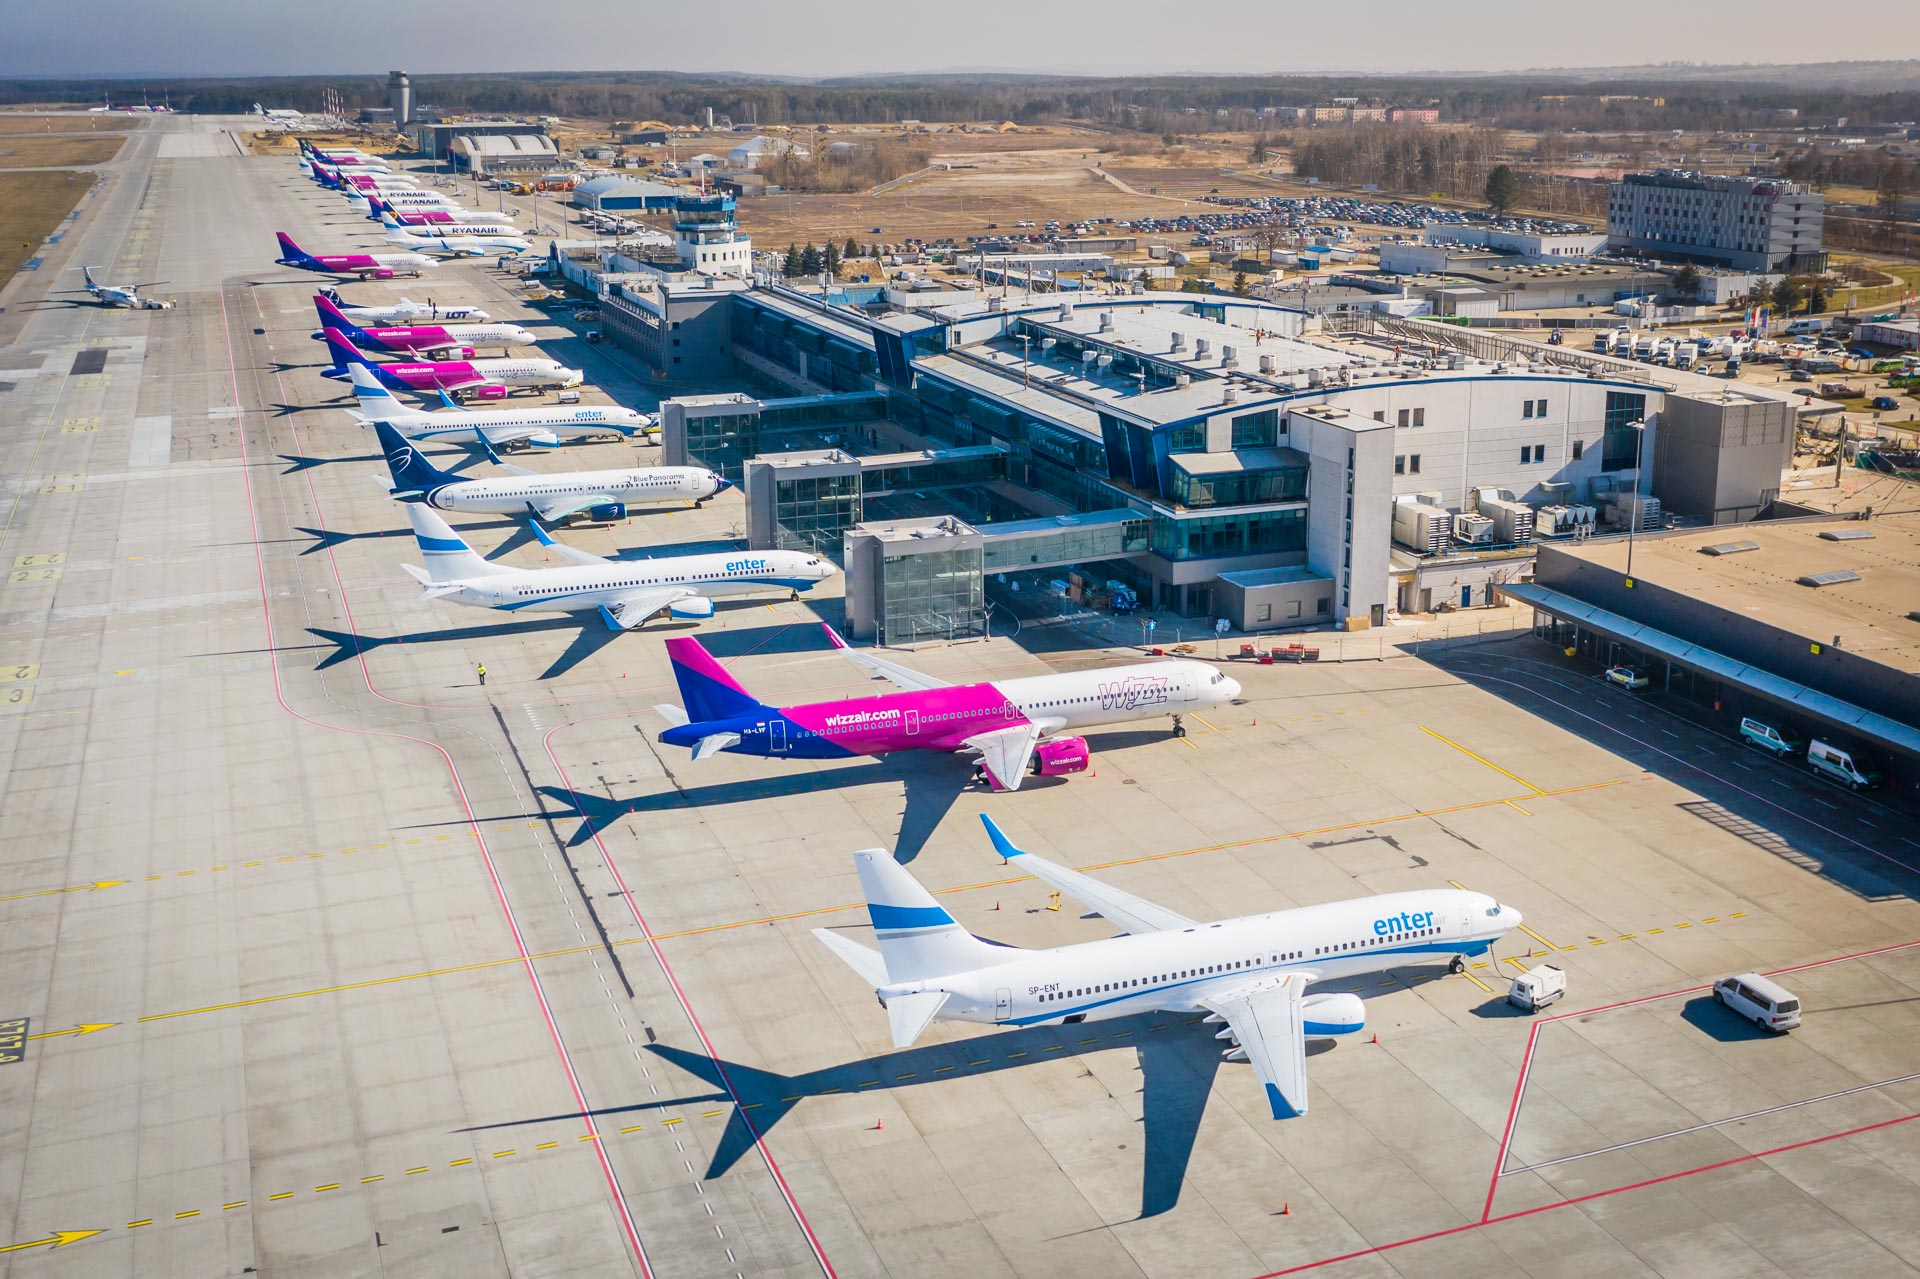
(528, 520, 559, 548)
(821, 621, 850, 650)
(978, 814, 1023, 862)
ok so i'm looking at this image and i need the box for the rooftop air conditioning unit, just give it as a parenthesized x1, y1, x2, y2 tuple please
(1099, 310, 1115, 332)
(1259, 354, 1276, 374)
(1223, 383, 1239, 405)
(988, 297, 1003, 312)
(1058, 301, 1074, 321)
(1040, 337, 1057, 354)
(1174, 373, 1192, 388)
(1170, 332, 1186, 353)
(1222, 345, 1239, 368)
(1195, 337, 1211, 358)
(1307, 368, 1325, 388)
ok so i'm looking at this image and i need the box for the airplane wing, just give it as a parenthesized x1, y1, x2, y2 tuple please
(820, 622, 951, 691)
(597, 588, 701, 631)
(436, 377, 501, 395)
(529, 492, 616, 523)
(978, 815, 1199, 934)
(1202, 974, 1312, 1120)
(527, 519, 609, 566)
(962, 723, 1044, 793)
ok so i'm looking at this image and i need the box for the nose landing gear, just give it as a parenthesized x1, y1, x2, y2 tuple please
(1171, 715, 1187, 739)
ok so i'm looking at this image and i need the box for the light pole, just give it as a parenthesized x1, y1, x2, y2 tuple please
(1018, 334, 1033, 387)
(1625, 418, 1647, 580)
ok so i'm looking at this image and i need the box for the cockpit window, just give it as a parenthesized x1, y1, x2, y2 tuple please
(1485, 905, 1503, 917)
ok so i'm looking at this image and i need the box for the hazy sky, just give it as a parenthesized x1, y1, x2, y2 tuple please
(5, 0, 1917, 79)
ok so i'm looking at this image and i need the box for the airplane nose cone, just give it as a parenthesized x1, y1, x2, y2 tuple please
(1503, 904, 1523, 928)
(1220, 677, 1242, 701)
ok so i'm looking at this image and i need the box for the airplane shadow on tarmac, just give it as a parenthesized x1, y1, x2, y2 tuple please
(456, 1012, 1335, 1220)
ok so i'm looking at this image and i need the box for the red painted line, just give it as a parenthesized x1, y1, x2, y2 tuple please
(1254, 1111, 1920, 1277)
(218, 257, 651, 1272)
(543, 719, 838, 1278)
(1482, 1020, 1541, 1222)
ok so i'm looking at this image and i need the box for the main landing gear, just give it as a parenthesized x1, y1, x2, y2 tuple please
(1449, 956, 1467, 975)
(1171, 715, 1187, 739)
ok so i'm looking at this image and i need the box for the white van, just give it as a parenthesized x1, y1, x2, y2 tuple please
(1713, 973, 1801, 1032)
(1738, 717, 1803, 759)
(1807, 738, 1882, 789)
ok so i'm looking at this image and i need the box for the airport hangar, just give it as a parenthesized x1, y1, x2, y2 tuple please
(551, 216, 1805, 643)
(1501, 508, 1920, 797)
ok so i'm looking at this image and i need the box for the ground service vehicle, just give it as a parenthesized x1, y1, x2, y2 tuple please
(1739, 717, 1804, 759)
(1807, 739, 1881, 789)
(1508, 964, 1566, 1013)
(1714, 973, 1801, 1032)
(1605, 665, 1650, 691)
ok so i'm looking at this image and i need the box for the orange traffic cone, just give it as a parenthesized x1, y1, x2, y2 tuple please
(1369, 1033, 1379, 1045)
(1281, 1202, 1291, 1216)
(873, 1119, 884, 1131)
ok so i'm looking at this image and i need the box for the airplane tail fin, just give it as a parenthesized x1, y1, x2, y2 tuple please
(375, 420, 462, 498)
(662, 637, 765, 723)
(404, 503, 515, 583)
(847, 849, 1014, 985)
(365, 192, 387, 220)
(275, 232, 312, 264)
(315, 294, 381, 351)
(322, 327, 371, 372)
(348, 362, 419, 415)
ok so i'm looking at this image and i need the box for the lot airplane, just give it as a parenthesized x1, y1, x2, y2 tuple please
(813, 817, 1523, 1118)
(383, 219, 532, 258)
(319, 288, 491, 325)
(399, 504, 834, 630)
(365, 192, 515, 229)
(276, 232, 436, 280)
(376, 419, 726, 521)
(347, 365, 646, 446)
(654, 625, 1240, 790)
(63, 265, 172, 310)
(313, 294, 532, 357)
(322, 329, 580, 399)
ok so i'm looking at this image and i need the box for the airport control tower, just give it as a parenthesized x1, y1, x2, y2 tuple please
(388, 71, 413, 126)
(672, 193, 751, 278)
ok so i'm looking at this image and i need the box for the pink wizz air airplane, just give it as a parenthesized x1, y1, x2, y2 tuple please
(310, 294, 533, 358)
(276, 232, 436, 280)
(655, 625, 1241, 791)
(321, 328, 580, 399)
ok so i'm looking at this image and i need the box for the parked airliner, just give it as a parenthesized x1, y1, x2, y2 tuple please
(383, 220, 532, 257)
(322, 329, 580, 398)
(347, 365, 647, 447)
(655, 624, 1240, 789)
(376, 420, 726, 522)
(320, 288, 491, 325)
(313, 294, 532, 357)
(276, 232, 436, 280)
(400, 505, 834, 630)
(813, 817, 1523, 1118)
(365, 192, 515, 229)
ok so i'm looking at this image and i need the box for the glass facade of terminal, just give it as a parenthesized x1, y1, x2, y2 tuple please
(1167, 459, 1308, 510)
(772, 472, 861, 556)
(1601, 391, 1648, 472)
(732, 297, 878, 392)
(683, 392, 888, 482)
(880, 544, 985, 644)
(981, 517, 1149, 572)
(1151, 508, 1307, 561)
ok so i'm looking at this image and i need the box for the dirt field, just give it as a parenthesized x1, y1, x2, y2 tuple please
(0, 115, 136, 136)
(0, 134, 126, 169)
(0, 169, 93, 283)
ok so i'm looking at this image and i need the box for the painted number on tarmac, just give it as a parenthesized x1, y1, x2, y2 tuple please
(37, 476, 83, 494)
(13, 554, 64, 568)
(7, 567, 61, 585)
(60, 421, 98, 434)
(1, 686, 33, 708)
(0, 1019, 26, 1065)
(71, 376, 107, 388)
(7, 665, 39, 682)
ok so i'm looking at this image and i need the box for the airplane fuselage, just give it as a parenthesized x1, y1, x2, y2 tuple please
(410, 467, 726, 515)
(345, 357, 581, 392)
(367, 405, 644, 446)
(664, 662, 1235, 762)
(886, 889, 1513, 1032)
(435, 552, 832, 616)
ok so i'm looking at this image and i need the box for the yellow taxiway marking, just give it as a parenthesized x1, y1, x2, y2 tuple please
(1420, 726, 1545, 795)
(1504, 800, 1532, 817)
(26, 1022, 116, 1042)
(1458, 968, 1493, 993)
(0, 880, 123, 904)
(0, 1230, 103, 1254)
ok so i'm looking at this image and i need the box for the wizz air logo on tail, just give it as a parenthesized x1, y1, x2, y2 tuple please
(1097, 675, 1169, 711)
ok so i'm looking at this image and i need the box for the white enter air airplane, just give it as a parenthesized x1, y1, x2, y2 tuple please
(814, 816, 1524, 1119)
(401, 504, 835, 629)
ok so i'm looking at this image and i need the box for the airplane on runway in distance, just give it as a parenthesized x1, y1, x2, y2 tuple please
(346, 364, 649, 447)
(375, 419, 727, 522)
(346, 189, 461, 213)
(63, 265, 172, 310)
(312, 164, 418, 192)
(812, 816, 1524, 1118)
(654, 623, 1241, 790)
(399, 504, 834, 630)
(383, 219, 532, 258)
(313, 294, 532, 358)
(320, 288, 491, 325)
(365, 192, 516, 229)
(322, 329, 580, 399)
(275, 232, 437, 280)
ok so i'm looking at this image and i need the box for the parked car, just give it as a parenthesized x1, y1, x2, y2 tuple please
(1807, 739, 1882, 789)
(1789, 369, 1814, 382)
(1713, 973, 1801, 1032)
(1738, 717, 1804, 759)
(1871, 396, 1901, 411)
(1605, 665, 1650, 691)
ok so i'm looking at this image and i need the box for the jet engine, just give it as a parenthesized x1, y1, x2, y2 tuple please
(364, 269, 396, 280)
(1301, 992, 1365, 1037)
(586, 502, 627, 522)
(668, 597, 715, 619)
(468, 385, 509, 402)
(423, 346, 477, 361)
(1031, 736, 1091, 777)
